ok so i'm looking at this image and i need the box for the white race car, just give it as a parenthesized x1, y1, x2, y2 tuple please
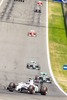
(7, 79, 48, 95)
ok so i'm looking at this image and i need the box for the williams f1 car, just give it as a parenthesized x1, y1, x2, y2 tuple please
(7, 79, 48, 95)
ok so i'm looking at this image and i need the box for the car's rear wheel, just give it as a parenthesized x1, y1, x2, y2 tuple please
(28, 85, 35, 94)
(34, 10, 37, 12)
(40, 86, 47, 95)
(38, 67, 40, 70)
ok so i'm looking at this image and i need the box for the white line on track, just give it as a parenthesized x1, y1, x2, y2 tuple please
(46, 0, 67, 96)
(0, 0, 4, 7)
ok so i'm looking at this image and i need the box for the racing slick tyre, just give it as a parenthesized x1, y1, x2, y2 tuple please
(46, 77, 52, 84)
(40, 86, 47, 95)
(36, 66, 40, 70)
(39, 10, 41, 13)
(34, 9, 38, 13)
(7, 82, 16, 92)
(26, 64, 30, 69)
(28, 85, 35, 94)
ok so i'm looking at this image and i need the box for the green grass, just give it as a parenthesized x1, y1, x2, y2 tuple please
(48, 2, 67, 92)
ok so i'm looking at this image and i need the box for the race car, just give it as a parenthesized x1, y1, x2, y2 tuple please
(37, 1, 43, 6)
(26, 61, 40, 70)
(7, 79, 48, 95)
(35, 72, 52, 84)
(28, 30, 37, 37)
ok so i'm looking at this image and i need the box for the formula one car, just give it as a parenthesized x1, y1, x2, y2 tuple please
(28, 30, 37, 37)
(37, 1, 43, 6)
(26, 61, 40, 70)
(7, 79, 48, 95)
(35, 72, 52, 84)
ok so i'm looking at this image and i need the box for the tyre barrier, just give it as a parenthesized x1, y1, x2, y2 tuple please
(61, 3, 67, 36)
(65, 11, 67, 29)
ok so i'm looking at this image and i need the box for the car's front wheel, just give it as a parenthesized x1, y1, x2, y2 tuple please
(7, 82, 16, 92)
(26, 64, 30, 69)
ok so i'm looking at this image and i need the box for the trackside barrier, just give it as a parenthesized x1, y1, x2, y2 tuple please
(61, 2, 67, 36)
(52, 0, 67, 36)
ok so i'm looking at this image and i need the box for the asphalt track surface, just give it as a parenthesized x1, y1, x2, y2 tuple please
(0, 0, 67, 100)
